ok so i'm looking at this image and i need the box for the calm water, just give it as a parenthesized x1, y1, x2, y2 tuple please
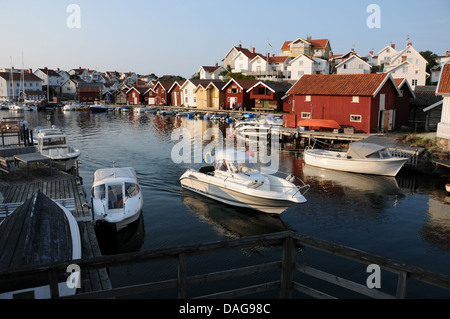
(9, 109, 450, 298)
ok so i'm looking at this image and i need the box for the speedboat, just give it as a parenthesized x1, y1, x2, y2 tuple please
(91, 164, 143, 231)
(34, 125, 81, 172)
(234, 116, 283, 138)
(180, 149, 310, 214)
(0, 191, 81, 299)
(304, 142, 408, 176)
(8, 103, 25, 111)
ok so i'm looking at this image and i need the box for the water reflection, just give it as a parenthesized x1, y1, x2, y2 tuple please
(181, 189, 289, 239)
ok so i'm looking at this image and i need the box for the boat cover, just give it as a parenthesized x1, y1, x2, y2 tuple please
(94, 167, 137, 182)
(346, 142, 386, 159)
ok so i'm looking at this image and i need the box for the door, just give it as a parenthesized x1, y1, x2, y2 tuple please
(229, 97, 237, 109)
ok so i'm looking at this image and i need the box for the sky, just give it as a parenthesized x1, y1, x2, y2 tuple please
(0, 0, 449, 79)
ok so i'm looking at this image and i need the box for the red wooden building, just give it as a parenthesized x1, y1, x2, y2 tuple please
(77, 84, 102, 104)
(126, 86, 148, 105)
(222, 79, 259, 110)
(154, 81, 174, 106)
(285, 73, 407, 133)
(142, 86, 156, 105)
(168, 81, 185, 107)
(246, 81, 292, 112)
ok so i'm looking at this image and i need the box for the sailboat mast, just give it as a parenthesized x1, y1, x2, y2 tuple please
(10, 57, 14, 101)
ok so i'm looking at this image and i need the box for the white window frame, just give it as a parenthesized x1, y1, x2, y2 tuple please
(352, 96, 359, 103)
(301, 112, 311, 119)
(305, 95, 311, 102)
(350, 114, 362, 122)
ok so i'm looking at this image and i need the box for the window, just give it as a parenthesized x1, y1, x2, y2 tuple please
(305, 95, 311, 102)
(298, 61, 303, 66)
(402, 67, 408, 73)
(350, 115, 362, 122)
(301, 112, 311, 119)
(352, 96, 359, 103)
(412, 79, 418, 86)
(343, 64, 347, 69)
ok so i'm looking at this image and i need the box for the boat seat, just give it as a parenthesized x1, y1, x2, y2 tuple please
(199, 166, 215, 175)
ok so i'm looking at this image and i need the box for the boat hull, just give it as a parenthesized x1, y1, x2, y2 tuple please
(304, 149, 408, 176)
(180, 173, 303, 215)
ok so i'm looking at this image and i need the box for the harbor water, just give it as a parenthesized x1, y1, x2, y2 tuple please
(8, 109, 450, 298)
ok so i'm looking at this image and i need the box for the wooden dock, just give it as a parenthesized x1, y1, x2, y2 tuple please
(0, 167, 112, 296)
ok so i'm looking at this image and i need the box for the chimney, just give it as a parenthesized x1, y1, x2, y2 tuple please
(391, 43, 396, 49)
(407, 42, 412, 46)
(370, 51, 374, 55)
(307, 36, 311, 42)
(28, 68, 32, 74)
(251, 47, 255, 54)
(272, 54, 275, 57)
(238, 44, 242, 49)
(446, 50, 450, 57)
(215, 62, 218, 67)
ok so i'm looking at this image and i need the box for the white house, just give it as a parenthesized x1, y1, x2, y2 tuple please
(69, 68, 92, 82)
(376, 44, 398, 66)
(61, 78, 84, 98)
(0, 71, 43, 101)
(384, 43, 429, 89)
(431, 51, 450, 84)
(198, 64, 226, 80)
(287, 54, 329, 80)
(34, 68, 63, 87)
(179, 79, 211, 107)
(57, 69, 70, 84)
(247, 54, 290, 81)
(435, 62, 450, 150)
(335, 55, 372, 75)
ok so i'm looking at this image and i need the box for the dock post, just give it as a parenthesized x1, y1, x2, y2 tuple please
(280, 236, 296, 299)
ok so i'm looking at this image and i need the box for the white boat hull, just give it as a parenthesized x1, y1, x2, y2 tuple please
(304, 149, 408, 176)
(180, 171, 306, 215)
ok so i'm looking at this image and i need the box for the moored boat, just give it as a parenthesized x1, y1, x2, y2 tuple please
(91, 164, 143, 231)
(304, 142, 408, 176)
(33, 125, 81, 172)
(180, 149, 309, 214)
(0, 191, 81, 299)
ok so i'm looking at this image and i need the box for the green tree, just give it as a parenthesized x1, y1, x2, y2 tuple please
(420, 51, 438, 85)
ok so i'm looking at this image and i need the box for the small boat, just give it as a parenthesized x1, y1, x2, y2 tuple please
(120, 106, 131, 113)
(234, 115, 283, 138)
(304, 142, 408, 176)
(159, 109, 177, 116)
(91, 164, 143, 231)
(180, 149, 310, 214)
(90, 102, 108, 113)
(8, 103, 25, 111)
(34, 125, 81, 172)
(0, 191, 81, 299)
(176, 111, 195, 117)
(144, 107, 158, 113)
(62, 103, 78, 111)
(134, 107, 146, 113)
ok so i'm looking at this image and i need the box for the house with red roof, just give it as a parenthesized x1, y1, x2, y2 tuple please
(285, 73, 405, 133)
(281, 36, 331, 60)
(126, 86, 149, 105)
(222, 78, 259, 110)
(198, 64, 226, 80)
(248, 54, 291, 81)
(436, 62, 450, 149)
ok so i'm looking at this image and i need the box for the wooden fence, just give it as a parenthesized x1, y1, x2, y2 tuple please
(1, 231, 449, 299)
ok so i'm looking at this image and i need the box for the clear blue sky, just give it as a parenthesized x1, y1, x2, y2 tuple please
(1, 0, 449, 78)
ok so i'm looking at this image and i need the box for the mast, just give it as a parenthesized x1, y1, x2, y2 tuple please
(10, 57, 14, 102)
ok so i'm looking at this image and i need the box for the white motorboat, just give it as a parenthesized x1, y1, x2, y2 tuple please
(0, 191, 81, 299)
(234, 115, 283, 138)
(304, 142, 408, 177)
(158, 109, 177, 116)
(62, 103, 79, 111)
(8, 103, 25, 111)
(34, 125, 81, 172)
(91, 165, 143, 231)
(180, 149, 309, 214)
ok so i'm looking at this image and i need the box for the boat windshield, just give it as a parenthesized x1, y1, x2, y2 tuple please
(125, 182, 140, 198)
(43, 137, 66, 147)
(92, 184, 105, 200)
(229, 161, 259, 174)
(107, 184, 124, 209)
(366, 148, 392, 159)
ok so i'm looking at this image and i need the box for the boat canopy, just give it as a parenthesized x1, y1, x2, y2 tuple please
(346, 142, 387, 159)
(94, 167, 137, 183)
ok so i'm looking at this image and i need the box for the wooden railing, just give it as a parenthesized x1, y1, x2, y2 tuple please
(1, 231, 449, 299)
